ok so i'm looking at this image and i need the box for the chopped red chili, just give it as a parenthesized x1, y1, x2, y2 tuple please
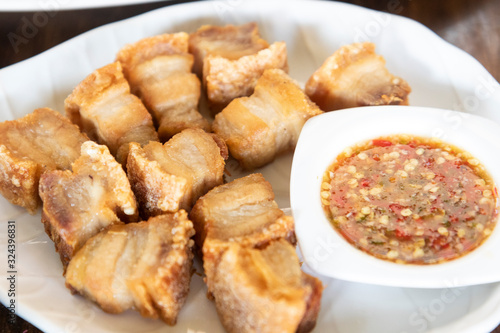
(372, 139, 393, 147)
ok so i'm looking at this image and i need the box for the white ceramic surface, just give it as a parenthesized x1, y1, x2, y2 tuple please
(0, 1, 500, 332)
(0, 0, 164, 11)
(291, 106, 500, 288)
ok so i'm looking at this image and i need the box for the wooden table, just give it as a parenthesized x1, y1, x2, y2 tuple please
(0, 0, 499, 332)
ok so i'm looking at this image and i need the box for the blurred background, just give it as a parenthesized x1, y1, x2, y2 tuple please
(0, 0, 498, 81)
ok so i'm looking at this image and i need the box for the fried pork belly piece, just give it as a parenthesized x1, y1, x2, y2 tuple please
(39, 141, 138, 270)
(0, 108, 88, 213)
(211, 240, 323, 333)
(192, 174, 322, 332)
(204, 42, 288, 114)
(116, 33, 210, 141)
(127, 128, 227, 219)
(189, 22, 289, 114)
(188, 22, 269, 77)
(213, 69, 322, 170)
(65, 62, 158, 164)
(190, 173, 295, 285)
(305, 42, 411, 111)
(65, 211, 195, 325)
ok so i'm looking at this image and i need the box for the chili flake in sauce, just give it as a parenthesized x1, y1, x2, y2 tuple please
(321, 135, 498, 264)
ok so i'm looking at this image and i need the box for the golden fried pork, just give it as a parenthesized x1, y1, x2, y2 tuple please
(188, 22, 269, 77)
(305, 42, 411, 111)
(213, 69, 322, 170)
(190, 173, 295, 285)
(0, 107, 88, 213)
(65, 62, 158, 164)
(189, 22, 289, 113)
(39, 141, 138, 270)
(127, 128, 227, 219)
(116, 33, 210, 141)
(65, 211, 195, 325)
(192, 174, 322, 332)
(211, 240, 323, 333)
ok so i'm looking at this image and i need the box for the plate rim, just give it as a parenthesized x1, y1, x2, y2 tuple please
(0, 0, 165, 12)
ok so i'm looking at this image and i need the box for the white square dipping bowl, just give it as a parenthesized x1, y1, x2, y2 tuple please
(291, 105, 500, 288)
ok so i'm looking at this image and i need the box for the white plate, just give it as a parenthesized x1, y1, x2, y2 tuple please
(0, 0, 164, 12)
(291, 106, 500, 289)
(1, 0, 500, 332)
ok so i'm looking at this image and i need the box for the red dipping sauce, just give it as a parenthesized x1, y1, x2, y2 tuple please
(321, 135, 498, 264)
